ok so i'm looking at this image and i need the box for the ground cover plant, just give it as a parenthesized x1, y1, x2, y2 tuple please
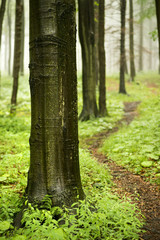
(101, 73, 160, 184)
(0, 73, 156, 239)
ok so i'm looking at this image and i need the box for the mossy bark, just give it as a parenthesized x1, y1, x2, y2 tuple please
(11, 0, 23, 109)
(98, 0, 107, 116)
(129, 0, 136, 81)
(155, 0, 160, 74)
(119, 0, 127, 94)
(78, 0, 98, 121)
(28, 0, 84, 207)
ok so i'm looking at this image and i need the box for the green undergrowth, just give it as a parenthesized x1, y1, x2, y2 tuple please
(0, 74, 144, 239)
(101, 80, 160, 184)
(0, 150, 144, 240)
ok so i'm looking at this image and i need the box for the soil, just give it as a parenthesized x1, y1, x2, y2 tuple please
(84, 101, 160, 240)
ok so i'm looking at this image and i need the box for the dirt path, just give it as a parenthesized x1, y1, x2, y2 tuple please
(85, 101, 160, 240)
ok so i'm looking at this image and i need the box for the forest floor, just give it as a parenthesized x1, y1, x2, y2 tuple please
(85, 100, 160, 240)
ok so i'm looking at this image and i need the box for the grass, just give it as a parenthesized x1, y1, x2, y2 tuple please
(1, 72, 159, 239)
(101, 73, 160, 184)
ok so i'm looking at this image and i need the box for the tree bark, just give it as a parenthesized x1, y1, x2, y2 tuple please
(129, 0, 136, 81)
(155, 0, 160, 74)
(0, 0, 6, 49)
(94, 0, 99, 85)
(119, 0, 127, 94)
(139, 0, 143, 72)
(11, 0, 23, 110)
(78, 0, 98, 121)
(28, 0, 84, 207)
(7, 0, 11, 75)
(98, 0, 107, 116)
(20, 0, 24, 76)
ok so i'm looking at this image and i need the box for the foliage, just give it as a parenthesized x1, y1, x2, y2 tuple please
(0, 74, 149, 239)
(101, 75, 160, 184)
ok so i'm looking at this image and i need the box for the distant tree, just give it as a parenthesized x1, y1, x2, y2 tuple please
(0, 0, 6, 49)
(98, 0, 107, 116)
(94, 0, 99, 85)
(27, 0, 84, 206)
(78, 0, 98, 121)
(7, 0, 11, 75)
(11, 0, 23, 111)
(119, 0, 127, 94)
(129, 0, 136, 81)
(20, 0, 24, 76)
(155, 0, 160, 73)
(139, 0, 143, 71)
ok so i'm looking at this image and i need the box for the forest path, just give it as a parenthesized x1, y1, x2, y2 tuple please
(85, 101, 160, 240)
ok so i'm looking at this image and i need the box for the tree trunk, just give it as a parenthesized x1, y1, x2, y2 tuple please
(78, 0, 98, 121)
(155, 0, 160, 74)
(119, 0, 127, 94)
(11, 0, 23, 110)
(28, 0, 84, 207)
(94, 0, 99, 85)
(0, 0, 6, 48)
(139, 0, 143, 72)
(129, 0, 136, 81)
(20, 0, 24, 76)
(7, 0, 11, 76)
(98, 0, 107, 116)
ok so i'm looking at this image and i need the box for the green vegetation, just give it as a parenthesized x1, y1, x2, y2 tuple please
(1, 72, 160, 239)
(101, 73, 160, 184)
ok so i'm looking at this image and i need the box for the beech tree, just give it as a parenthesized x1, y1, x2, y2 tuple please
(27, 0, 84, 206)
(11, 0, 23, 110)
(0, 0, 6, 49)
(155, 0, 160, 73)
(98, 0, 107, 116)
(139, 0, 143, 72)
(119, 0, 127, 94)
(129, 0, 136, 81)
(78, 0, 98, 121)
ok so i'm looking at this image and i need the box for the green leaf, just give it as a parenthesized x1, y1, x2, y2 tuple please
(0, 221, 10, 232)
(141, 161, 153, 168)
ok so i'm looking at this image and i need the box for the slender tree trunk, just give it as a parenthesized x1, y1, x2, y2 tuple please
(94, 0, 99, 85)
(124, 51, 128, 74)
(129, 0, 136, 81)
(149, 19, 152, 70)
(155, 0, 160, 74)
(7, 0, 11, 75)
(139, 0, 143, 72)
(98, 0, 107, 116)
(11, 0, 23, 110)
(20, 0, 24, 76)
(78, 0, 98, 121)
(119, 0, 127, 94)
(27, 0, 84, 206)
(0, 0, 6, 48)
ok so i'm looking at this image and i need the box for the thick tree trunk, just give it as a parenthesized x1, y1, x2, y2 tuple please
(11, 0, 23, 110)
(129, 0, 136, 81)
(7, 0, 11, 75)
(98, 0, 107, 116)
(155, 0, 160, 74)
(78, 0, 98, 121)
(0, 0, 6, 48)
(20, 0, 24, 76)
(139, 1, 143, 72)
(119, 0, 127, 94)
(28, 0, 84, 207)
